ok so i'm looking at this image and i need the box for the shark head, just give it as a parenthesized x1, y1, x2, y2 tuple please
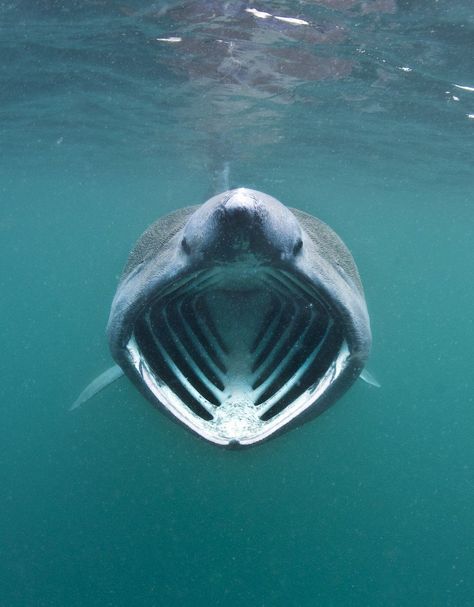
(107, 188, 371, 447)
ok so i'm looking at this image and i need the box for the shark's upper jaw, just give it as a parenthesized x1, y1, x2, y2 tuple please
(125, 264, 351, 447)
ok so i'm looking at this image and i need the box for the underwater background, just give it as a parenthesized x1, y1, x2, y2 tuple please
(1, 1, 474, 605)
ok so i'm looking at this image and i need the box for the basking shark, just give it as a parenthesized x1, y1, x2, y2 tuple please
(73, 188, 378, 447)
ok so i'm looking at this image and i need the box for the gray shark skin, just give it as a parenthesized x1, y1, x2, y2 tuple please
(105, 188, 372, 448)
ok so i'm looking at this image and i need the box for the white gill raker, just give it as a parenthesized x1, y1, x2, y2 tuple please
(250, 294, 299, 383)
(150, 277, 227, 399)
(250, 271, 308, 378)
(257, 318, 334, 416)
(181, 293, 227, 374)
(190, 290, 229, 364)
(263, 268, 312, 306)
(250, 294, 285, 357)
(265, 267, 324, 311)
(251, 304, 317, 401)
(161, 303, 225, 403)
(158, 269, 221, 315)
(248, 276, 298, 371)
(174, 294, 227, 386)
(249, 281, 293, 362)
(145, 312, 218, 416)
(254, 310, 332, 408)
(155, 268, 208, 303)
(252, 280, 326, 401)
(276, 268, 322, 301)
(170, 273, 229, 371)
(264, 269, 330, 332)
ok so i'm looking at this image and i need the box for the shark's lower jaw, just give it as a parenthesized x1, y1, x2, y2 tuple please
(126, 266, 350, 447)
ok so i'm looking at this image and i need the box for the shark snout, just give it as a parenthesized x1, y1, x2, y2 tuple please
(182, 188, 303, 263)
(222, 188, 260, 222)
(217, 190, 264, 255)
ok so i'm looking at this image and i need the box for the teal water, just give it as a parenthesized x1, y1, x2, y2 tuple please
(2, 1, 474, 605)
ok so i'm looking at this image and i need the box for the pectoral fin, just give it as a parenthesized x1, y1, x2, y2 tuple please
(359, 368, 381, 388)
(70, 364, 124, 411)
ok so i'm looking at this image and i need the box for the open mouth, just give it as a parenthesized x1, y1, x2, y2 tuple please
(126, 266, 350, 446)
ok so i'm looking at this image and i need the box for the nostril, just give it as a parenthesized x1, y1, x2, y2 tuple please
(182, 237, 191, 254)
(293, 238, 303, 255)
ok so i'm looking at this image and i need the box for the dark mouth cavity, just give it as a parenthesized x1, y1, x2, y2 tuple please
(132, 268, 343, 424)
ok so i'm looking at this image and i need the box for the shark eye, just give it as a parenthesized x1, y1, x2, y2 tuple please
(181, 237, 191, 254)
(293, 238, 303, 255)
